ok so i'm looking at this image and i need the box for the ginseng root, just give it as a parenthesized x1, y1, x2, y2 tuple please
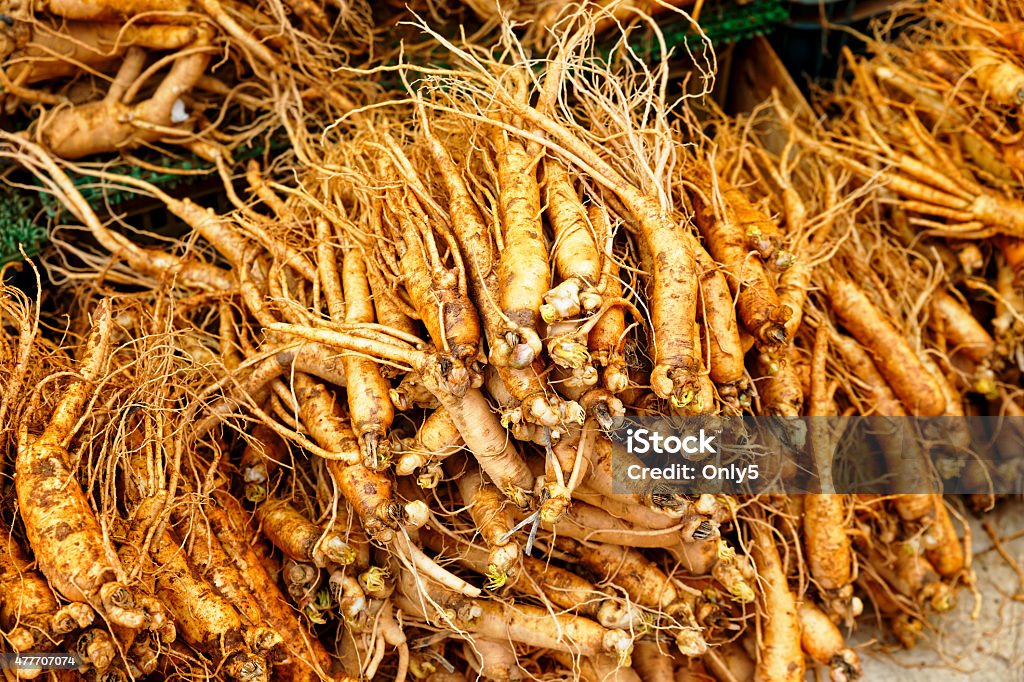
(798, 600, 861, 682)
(749, 513, 805, 682)
(449, 457, 521, 584)
(826, 277, 945, 416)
(256, 498, 356, 568)
(804, 495, 852, 591)
(340, 244, 395, 467)
(0, 526, 94, 652)
(541, 159, 603, 321)
(16, 299, 165, 633)
(689, 170, 791, 348)
(395, 570, 633, 662)
(493, 128, 550, 366)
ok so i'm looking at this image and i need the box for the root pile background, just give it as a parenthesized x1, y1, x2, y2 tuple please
(1, 1, 1022, 681)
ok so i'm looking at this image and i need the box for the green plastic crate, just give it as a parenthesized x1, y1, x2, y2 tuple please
(0, 191, 47, 267)
(641, 0, 789, 51)
(0, 134, 289, 266)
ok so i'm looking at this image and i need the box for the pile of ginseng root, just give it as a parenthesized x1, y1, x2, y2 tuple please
(2, 1, 1024, 681)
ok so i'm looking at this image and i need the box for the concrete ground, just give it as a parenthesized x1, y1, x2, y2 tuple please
(845, 501, 1024, 682)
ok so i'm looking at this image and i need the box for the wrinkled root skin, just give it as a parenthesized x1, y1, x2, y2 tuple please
(37, 28, 211, 158)
(35, 0, 194, 22)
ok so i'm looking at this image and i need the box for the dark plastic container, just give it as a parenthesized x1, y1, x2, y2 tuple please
(768, 0, 898, 94)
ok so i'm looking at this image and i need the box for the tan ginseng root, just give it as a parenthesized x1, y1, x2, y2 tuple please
(0, 525, 94, 654)
(37, 26, 212, 158)
(549, 434, 711, 524)
(286, 372, 407, 543)
(708, 538, 758, 605)
(629, 640, 676, 682)
(185, 511, 266, 630)
(830, 333, 935, 523)
(803, 114, 1024, 238)
(390, 482, 481, 600)
(367, 258, 421, 340)
(447, 456, 520, 585)
(826, 276, 945, 416)
(585, 204, 629, 394)
(760, 140, 838, 425)
(688, 169, 792, 348)
(319, 494, 371, 573)
(774, 159, 836, 345)
(803, 439, 859, 620)
(378, 599, 410, 682)
(23, 0, 191, 22)
(804, 494, 852, 592)
(389, 371, 440, 411)
(998, 236, 1024, 284)
(956, 30, 1024, 108)
(207, 491, 335, 680)
(556, 538, 706, 656)
(273, 323, 534, 500)
(830, 333, 905, 418)
(548, 330, 598, 396)
(290, 372, 360, 466)
(798, 600, 861, 682)
(993, 251, 1024, 359)
(492, 127, 549, 368)
(513, 499, 691, 549)
(625, 205, 714, 413)
(418, 526, 642, 629)
(530, 457, 692, 540)
(484, 360, 579, 440)
(705, 640, 756, 682)
(859, 540, 952, 614)
(469, 65, 706, 408)
(255, 498, 356, 568)
(548, 650, 641, 682)
(239, 422, 287, 503)
(71, 628, 116, 675)
(690, 231, 746, 399)
(748, 510, 805, 682)
(394, 407, 464, 481)
(128, 498, 271, 681)
(537, 419, 599, 523)
(283, 374, 427, 553)
(20, 0, 313, 94)
(3, 20, 197, 85)
(329, 569, 369, 630)
(929, 291, 996, 369)
(377, 142, 484, 370)
(394, 568, 634, 663)
(753, 349, 803, 419)
(463, 637, 522, 682)
(919, 497, 966, 580)
(419, 111, 578, 428)
(804, 324, 853, 600)
(546, 296, 638, 407)
(338, 240, 395, 468)
(15, 299, 167, 634)
(541, 158, 604, 322)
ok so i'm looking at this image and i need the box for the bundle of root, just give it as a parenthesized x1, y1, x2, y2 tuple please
(0, 0, 375, 159)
